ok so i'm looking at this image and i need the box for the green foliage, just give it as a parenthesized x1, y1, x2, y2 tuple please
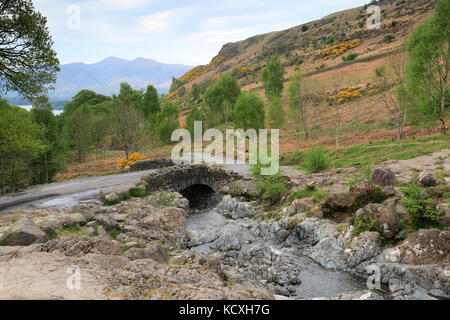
(400, 178, 442, 228)
(353, 216, 379, 236)
(143, 85, 161, 116)
(383, 34, 396, 43)
(267, 96, 286, 129)
(261, 54, 285, 100)
(169, 77, 186, 94)
(185, 107, 206, 137)
(103, 187, 150, 206)
(204, 75, 241, 125)
(0, 0, 60, 99)
(231, 92, 266, 131)
(375, 67, 386, 78)
(0, 99, 45, 193)
(406, 0, 449, 133)
(30, 95, 63, 184)
(345, 165, 374, 191)
(292, 186, 329, 203)
(303, 147, 331, 174)
(251, 163, 287, 205)
(152, 102, 180, 144)
(108, 227, 123, 241)
(343, 53, 358, 62)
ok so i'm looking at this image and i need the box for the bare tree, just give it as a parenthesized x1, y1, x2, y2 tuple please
(328, 71, 344, 150)
(111, 102, 146, 160)
(287, 71, 321, 148)
(381, 53, 409, 140)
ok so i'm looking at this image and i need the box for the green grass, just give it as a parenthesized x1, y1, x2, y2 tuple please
(108, 227, 123, 240)
(281, 135, 449, 169)
(103, 187, 150, 206)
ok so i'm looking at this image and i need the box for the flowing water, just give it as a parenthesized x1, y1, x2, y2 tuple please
(187, 208, 368, 299)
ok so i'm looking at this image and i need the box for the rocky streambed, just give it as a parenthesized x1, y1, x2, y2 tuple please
(0, 151, 448, 300)
(186, 206, 369, 299)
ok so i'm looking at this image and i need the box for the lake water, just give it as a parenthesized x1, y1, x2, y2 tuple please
(18, 105, 63, 116)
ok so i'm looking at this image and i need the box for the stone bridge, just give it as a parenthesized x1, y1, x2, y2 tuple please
(140, 164, 241, 208)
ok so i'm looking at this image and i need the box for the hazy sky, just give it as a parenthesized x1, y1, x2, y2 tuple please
(34, 0, 368, 66)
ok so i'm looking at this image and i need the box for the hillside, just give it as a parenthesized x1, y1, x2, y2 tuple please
(170, 0, 434, 99)
(165, 0, 441, 155)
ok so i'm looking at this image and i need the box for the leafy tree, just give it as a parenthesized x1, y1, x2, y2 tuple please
(116, 83, 144, 110)
(406, 0, 449, 134)
(185, 106, 206, 137)
(169, 77, 186, 94)
(267, 96, 286, 129)
(0, 0, 59, 98)
(0, 99, 45, 193)
(30, 96, 62, 184)
(143, 85, 160, 116)
(64, 105, 91, 163)
(231, 92, 265, 131)
(204, 75, 241, 125)
(63, 90, 111, 116)
(153, 102, 180, 144)
(110, 100, 146, 160)
(261, 54, 285, 100)
(190, 83, 202, 102)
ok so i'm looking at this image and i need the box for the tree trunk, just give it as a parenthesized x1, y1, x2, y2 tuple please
(295, 129, 301, 149)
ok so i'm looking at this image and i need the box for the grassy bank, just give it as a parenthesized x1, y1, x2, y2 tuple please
(280, 135, 450, 169)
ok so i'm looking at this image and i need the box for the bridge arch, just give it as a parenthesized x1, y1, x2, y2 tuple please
(141, 164, 239, 195)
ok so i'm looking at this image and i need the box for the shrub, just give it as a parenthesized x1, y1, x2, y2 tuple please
(251, 163, 287, 205)
(400, 178, 442, 228)
(303, 147, 331, 174)
(343, 53, 358, 62)
(383, 34, 395, 43)
(353, 216, 379, 236)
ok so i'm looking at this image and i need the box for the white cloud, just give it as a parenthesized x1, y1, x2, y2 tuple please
(139, 12, 171, 33)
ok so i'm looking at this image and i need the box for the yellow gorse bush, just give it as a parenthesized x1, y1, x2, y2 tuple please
(117, 153, 149, 169)
(336, 87, 362, 103)
(320, 40, 362, 59)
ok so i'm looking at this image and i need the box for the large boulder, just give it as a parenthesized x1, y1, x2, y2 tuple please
(372, 168, 396, 187)
(418, 171, 437, 187)
(355, 203, 400, 239)
(211, 231, 241, 252)
(345, 232, 381, 268)
(323, 191, 358, 212)
(0, 218, 48, 246)
(384, 229, 450, 265)
(216, 197, 256, 219)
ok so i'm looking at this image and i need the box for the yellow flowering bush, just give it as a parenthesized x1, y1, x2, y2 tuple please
(336, 87, 362, 103)
(117, 153, 149, 169)
(320, 40, 362, 59)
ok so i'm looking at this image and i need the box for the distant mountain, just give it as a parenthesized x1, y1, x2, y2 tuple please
(54, 57, 192, 96)
(4, 57, 192, 108)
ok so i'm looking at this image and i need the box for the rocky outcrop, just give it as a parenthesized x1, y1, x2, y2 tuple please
(418, 171, 437, 187)
(125, 244, 168, 262)
(323, 190, 358, 212)
(0, 218, 48, 246)
(355, 203, 401, 239)
(372, 168, 396, 187)
(382, 229, 450, 265)
(216, 197, 256, 219)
